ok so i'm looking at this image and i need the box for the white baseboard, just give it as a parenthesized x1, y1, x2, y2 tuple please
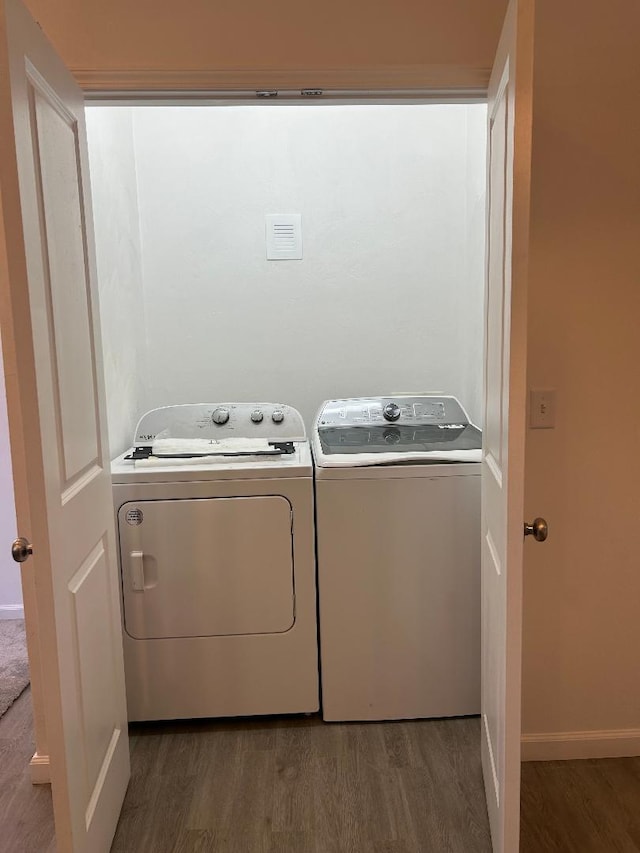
(0, 604, 24, 621)
(522, 728, 640, 761)
(30, 752, 51, 785)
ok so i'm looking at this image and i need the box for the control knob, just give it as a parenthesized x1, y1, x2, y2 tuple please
(212, 407, 230, 425)
(383, 402, 401, 422)
(250, 409, 264, 423)
(272, 410, 285, 424)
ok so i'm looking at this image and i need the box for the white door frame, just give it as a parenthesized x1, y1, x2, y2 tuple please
(15, 81, 493, 765)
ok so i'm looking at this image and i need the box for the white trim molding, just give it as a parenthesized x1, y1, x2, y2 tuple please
(29, 751, 51, 785)
(73, 65, 490, 99)
(522, 728, 640, 761)
(0, 604, 24, 620)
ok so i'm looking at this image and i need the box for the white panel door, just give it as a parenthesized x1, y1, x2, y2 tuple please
(0, 0, 129, 850)
(481, 0, 534, 851)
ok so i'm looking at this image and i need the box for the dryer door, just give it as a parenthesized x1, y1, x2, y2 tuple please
(118, 496, 294, 639)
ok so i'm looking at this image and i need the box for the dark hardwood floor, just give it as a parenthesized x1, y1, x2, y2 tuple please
(521, 758, 640, 853)
(3, 691, 640, 853)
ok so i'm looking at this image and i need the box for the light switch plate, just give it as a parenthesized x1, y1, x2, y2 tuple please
(529, 389, 556, 429)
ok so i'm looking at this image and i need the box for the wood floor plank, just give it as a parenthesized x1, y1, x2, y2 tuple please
(0, 689, 56, 853)
(562, 761, 639, 852)
(312, 747, 410, 850)
(370, 842, 416, 853)
(399, 762, 491, 853)
(272, 716, 316, 833)
(383, 721, 417, 769)
(173, 826, 272, 853)
(400, 717, 490, 852)
(312, 754, 355, 853)
(171, 828, 216, 853)
(596, 758, 640, 850)
(361, 765, 414, 845)
(520, 763, 567, 853)
(227, 749, 275, 844)
(267, 830, 317, 853)
(112, 773, 198, 853)
(520, 759, 640, 853)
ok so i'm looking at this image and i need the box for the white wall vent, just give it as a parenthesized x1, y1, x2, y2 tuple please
(265, 214, 303, 260)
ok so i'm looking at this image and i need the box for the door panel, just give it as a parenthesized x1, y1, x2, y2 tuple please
(0, 0, 129, 850)
(69, 540, 120, 793)
(31, 79, 101, 483)
(481, 1, 534, 851)
(484, 81, 508, 486)
(119, 496, 295, 639)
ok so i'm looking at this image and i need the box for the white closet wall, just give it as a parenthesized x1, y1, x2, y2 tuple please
(86, 107, 146, 456)
(461, 105, 488, 426)
(88, 104, 486, 435)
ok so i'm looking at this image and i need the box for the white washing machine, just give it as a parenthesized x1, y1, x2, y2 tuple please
(312, 395, 481, 722)
(112, 402, 319, 721)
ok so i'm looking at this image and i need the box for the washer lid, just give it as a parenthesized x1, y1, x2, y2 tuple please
(317, 422, 482, 455)
(313, 396, 482, 466)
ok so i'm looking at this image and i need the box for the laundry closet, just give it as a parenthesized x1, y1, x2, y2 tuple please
(84, 101, 487, 725)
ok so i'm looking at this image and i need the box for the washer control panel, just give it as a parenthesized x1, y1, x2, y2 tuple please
(134, 402, 306, 445)
(317, 396, 470, 429)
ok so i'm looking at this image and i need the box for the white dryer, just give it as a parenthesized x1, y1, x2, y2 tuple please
(112, 402, 319, 721)
(312, 395, 481, 722)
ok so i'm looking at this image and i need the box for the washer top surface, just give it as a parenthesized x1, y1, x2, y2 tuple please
(313, 396, 482, 474)
(112, 402, 311, 483)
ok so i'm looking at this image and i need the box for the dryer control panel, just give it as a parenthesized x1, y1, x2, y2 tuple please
(134, 403, 306, 446)
(317, 396, 471, 429)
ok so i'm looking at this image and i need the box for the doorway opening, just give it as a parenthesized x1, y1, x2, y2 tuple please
(81, 99, 491, 848)
(2, 93, 508, 853)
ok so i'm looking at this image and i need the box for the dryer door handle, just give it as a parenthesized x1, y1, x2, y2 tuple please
(130, 550, 146, 591)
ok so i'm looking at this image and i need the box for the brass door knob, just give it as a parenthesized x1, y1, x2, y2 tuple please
(524, 518, 548, 542)
(11, 537, 33, 563)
